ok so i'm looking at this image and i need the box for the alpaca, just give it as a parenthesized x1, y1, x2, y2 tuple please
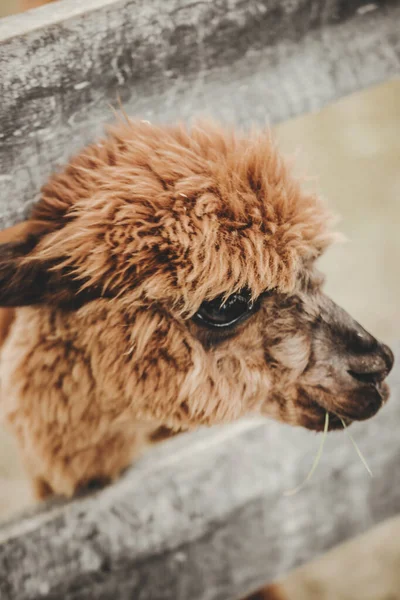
(0, 120, 393, 595)
(0, 118, 393, 493)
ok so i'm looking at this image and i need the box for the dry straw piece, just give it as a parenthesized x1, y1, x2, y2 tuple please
(284, 413, 373, 496)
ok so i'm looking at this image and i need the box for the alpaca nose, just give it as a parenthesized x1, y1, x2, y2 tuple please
(315, 295, 394, 423)
(346, 335, 394, 387)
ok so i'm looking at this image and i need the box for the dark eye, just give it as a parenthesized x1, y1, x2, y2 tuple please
(193, 289, 257, 329)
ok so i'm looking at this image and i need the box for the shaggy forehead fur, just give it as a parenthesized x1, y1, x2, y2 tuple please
(32, 119, 334, 313)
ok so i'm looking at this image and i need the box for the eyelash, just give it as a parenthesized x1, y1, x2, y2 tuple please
(192, 289, 260, 330)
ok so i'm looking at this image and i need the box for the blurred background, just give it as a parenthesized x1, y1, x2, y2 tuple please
(0, 1, 399, 599)
(0, 0, 53, 14)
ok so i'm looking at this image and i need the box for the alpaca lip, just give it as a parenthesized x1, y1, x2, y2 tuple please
(300, 381, 390, 432)
(375, 380, 390, 403)
(314, 381, 389, 425)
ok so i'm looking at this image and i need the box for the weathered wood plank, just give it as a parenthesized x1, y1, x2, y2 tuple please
(0, 355, 399, 600)
(0, 0, 399, 229)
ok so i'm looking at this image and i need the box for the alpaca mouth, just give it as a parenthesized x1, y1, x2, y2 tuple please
(300, 403, 344, 432)
(300, 381, 390, 432)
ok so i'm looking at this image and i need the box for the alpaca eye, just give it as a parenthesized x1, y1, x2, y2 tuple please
(194, 290, 256, 329)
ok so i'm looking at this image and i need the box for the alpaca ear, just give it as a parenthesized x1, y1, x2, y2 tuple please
(0, 235, 61, 307)
(0, 232, 100, 308)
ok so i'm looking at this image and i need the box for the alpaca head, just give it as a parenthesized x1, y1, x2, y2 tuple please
(0, 120, 393, 433)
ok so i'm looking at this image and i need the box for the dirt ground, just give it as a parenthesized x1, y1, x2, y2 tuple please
(1, 2, 400, 597)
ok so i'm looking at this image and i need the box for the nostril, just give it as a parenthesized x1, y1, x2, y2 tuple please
(346, 329, 379, 355)
(346, 341, 394, 386)
(348, 369, 387, 385)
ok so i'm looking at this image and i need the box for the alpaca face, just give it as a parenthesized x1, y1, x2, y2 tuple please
(0, 121, 393, 437)
(187, 275, 393, 431)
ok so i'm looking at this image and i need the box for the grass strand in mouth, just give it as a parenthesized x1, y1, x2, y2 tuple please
(340, 418, 372, 478)
(284, 411, 329, 496)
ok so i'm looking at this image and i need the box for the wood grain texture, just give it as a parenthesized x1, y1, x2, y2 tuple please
(0, 0, 399, 229)
(0, 355, 399, 600)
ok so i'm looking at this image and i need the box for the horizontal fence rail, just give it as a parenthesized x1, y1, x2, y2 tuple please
(0, 0, 399, 229)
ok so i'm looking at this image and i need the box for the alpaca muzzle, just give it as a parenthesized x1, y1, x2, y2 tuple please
(304, 295, 394, 424)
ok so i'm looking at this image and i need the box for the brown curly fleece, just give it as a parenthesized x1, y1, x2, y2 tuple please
(0, 119, 392, 505)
